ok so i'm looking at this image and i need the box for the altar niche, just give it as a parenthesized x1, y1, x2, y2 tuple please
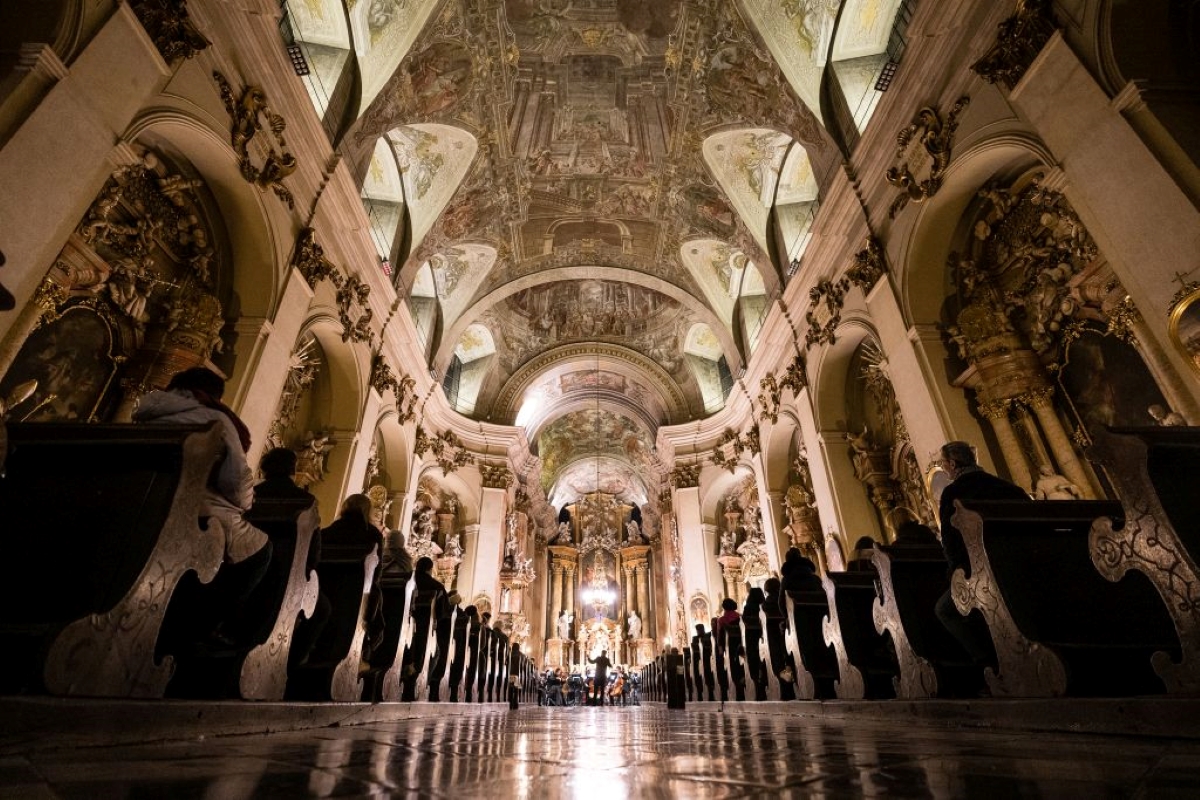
(544, 492, 656, 669)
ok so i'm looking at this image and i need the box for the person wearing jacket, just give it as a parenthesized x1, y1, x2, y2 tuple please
(134, 367, 271, 647)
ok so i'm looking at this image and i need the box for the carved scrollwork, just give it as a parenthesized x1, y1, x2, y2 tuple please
(43, 425, 226, 697)
(804, 277, 851, 349)
(950, 502, 1069, 697)
(213, 71, 297, 209)
(1087, 428, 1200, 694)
(480, 462, 513, 489)
(781, 594, 818, 701)
(886, 97, 970, 218)
(130, 0, 210, 63)
(292, 228, 338, 288)
(821, 576, 866, 700)
(871, 549, 939, 698)
(331, 545, 381, 701)
(334, 273, 374, 345)
(670, 462, 700, 489)
(239, 503, 320, 700)
(710, 427, 749, 472)
(971, 0, 1058, 90)
(757, 355, 806, 423)
(847, 236, 888, 292)
(415, 426, 476, 475)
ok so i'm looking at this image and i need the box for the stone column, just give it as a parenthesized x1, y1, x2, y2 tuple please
(460, 485, 507, 608)
(1023, 388, 1097, 499)
(564, 566, 575, 619)
(636, 563, 650, 629)
(978, 399, 1032, 492)
(623, 565, 637, 615)
(549, 563, 563, 630)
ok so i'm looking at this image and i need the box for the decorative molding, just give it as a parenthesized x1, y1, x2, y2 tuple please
(291, 228, 338, 288)
(886, 96, 970, 218)
(334, 273, 374, 345)
(415, 426, 475, 475)
(670, 462, 700, 489)
(971, 0, 1058, 90)
(129, 0, 210, 63)
(847, 236, 887, 292)
(757, 354, 806, 424)
(709, 427, 748, 472)
(480, 462, 514, 489)
(213, 71, 297, 209)
(804, 277, 851, 349)
(370, 355, 419, 423)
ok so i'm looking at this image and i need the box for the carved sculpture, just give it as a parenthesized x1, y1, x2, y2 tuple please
(871, 548, 939, 698)
(130, 0, 210, 63)
(971, 0, 1058, 89)
(886, 97, 970, 218)
(213, 71, 297, 208)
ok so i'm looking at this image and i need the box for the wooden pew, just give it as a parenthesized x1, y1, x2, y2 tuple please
(783, 589, 839, 699)
(0, 422, 225, 698)
(763, 599, 797, 701)
(871, 543, 983, 698)
(447, 609, 471, 702)
(821, 572, 898, 700)
(284, 541, 378, 701)
(742, 608, 771, 700)
(236, 497, 320, 700)
(464, 616, 482, 702)
(428, 606, 458, 701)
(361, 570, 414, 702)
(952, 499, 1180, 697)
(399, 583, 442, 702)
(1088, 426, 1200, 693)
(122, 479, 320, 702)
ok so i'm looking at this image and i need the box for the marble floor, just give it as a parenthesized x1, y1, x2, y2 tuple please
(2, 705, 1199, 799)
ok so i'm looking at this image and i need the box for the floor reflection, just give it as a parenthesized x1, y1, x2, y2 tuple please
(6, 706, 1198, 798)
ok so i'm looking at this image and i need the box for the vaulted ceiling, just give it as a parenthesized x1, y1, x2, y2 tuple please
(288, 0, 907, 503)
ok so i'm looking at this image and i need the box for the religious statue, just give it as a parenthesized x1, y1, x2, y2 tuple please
(443, 533, 463, 560)
(1149, 404, 1187, 427)
(294, 431, 332, 489)
(824, 531, 846, 573)
(551, 520, 570, 544)
(625, 519, 643, 543)
(557, 611, 573, 641)
(719, 529, 736, 556)
(1033, 465, 1083, 500)
(847, 426, 875, 480)
(627, 611, 642, 641)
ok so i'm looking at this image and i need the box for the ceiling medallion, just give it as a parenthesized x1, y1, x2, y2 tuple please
(885, 96, 970, 218)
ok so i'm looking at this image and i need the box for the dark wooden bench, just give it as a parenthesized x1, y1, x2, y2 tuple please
(164, 495, 320, 700)
(446, 609, 471, 702)
(1, 422, 224, 698)
(762, 599, 797, 701)
(691, 628, 716, 701)
(285, 537, 378, 702)
(871, 543, 983, 698)
(360, 569, 414, 702)
(428, 606, 458, 701)
(822, 572, 898, 700)
(715, 620, 747, 702)
(783, 589, 839, 699)
(742, 610, 770, 700)
(399, 582, 443, 701)
(953, 499, 1180, 697)
(1088, 426, 1200, 694)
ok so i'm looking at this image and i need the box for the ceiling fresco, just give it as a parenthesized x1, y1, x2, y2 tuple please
(536, 408, 655, 499)
(286, 0, 909, 506)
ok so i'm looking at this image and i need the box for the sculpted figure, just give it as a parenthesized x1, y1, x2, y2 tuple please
(1033, 465, 1083, 501)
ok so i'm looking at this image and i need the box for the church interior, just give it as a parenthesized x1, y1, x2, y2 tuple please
(3, 0, 1200, 795)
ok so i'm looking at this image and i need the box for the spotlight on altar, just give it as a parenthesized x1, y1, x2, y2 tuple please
(582, 585, 615, 619)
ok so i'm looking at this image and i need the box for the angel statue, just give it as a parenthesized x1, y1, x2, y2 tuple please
(294, 431, 333, 489)
(557, 611, 573, 641)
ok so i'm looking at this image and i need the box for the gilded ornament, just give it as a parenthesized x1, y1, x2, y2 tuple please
(804, 277, 850, 349)
(415, 426, 476, 475)
(480, 462, 513, 489)
(971, 0, 1058, 90)
(213, 71, 298, 209)
(129, 0, 210, 63)
(670, 463, 700, 489)
(886, 97, 970, 218)
(292, 228, 338, 288)
(847, 236, 887, 291)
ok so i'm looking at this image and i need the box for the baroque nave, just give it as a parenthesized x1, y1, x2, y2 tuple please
(2, 0, 1200, 796)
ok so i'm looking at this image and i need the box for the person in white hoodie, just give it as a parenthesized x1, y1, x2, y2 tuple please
(134, 367, 271, 647)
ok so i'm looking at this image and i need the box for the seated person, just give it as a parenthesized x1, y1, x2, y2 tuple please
(134, 367, 271, 647)
(715, 597, 741, 644)
(846, 536, 877, 571)
(780, 555, 823, 593)
(254, 447, 328, 667)
(321, 495, 385, 652)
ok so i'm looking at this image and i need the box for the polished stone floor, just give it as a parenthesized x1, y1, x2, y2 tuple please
(3, 705, 1199, 798)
